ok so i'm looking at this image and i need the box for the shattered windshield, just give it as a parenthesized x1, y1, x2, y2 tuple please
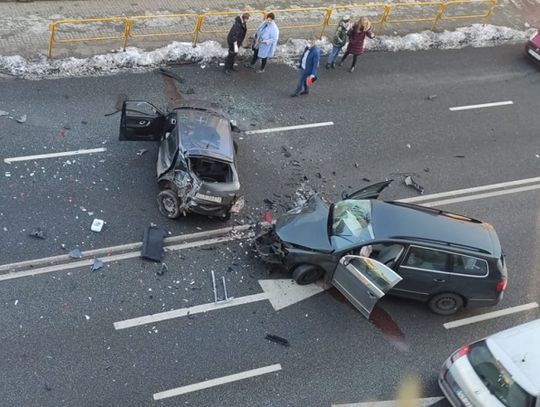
(331, 200, 374, 242)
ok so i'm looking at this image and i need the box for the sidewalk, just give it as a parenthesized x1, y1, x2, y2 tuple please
(0, 0, 537, 59)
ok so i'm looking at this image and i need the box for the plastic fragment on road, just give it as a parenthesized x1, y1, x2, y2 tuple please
(69, 248, 82, 259)
(263, 210, 272, 224)
(90, 219, 104, 232)
(28, 227, 46, 239)
(16, 114, 27, 123)
(404, 176, 424, 194)
(156, 263, 168, 276)
(0, 110, 8, 116)
(136, 149, 148, 156)
(230, 196, 244, 214)
(426, 94, 438, 100)
(265, 334, 290, 347)
(91, 259, 103, 272)
(141, 225, 166, 262)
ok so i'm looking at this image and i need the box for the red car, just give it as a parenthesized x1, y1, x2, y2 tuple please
(526, 29, 540, 65)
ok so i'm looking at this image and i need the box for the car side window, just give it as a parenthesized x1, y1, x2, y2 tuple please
(403, 246, 452, 273)
(451, 254, 489, 276)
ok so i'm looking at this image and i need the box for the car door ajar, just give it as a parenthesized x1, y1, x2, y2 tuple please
(331, 255, 403, 318)
(119, 101, 166, 141)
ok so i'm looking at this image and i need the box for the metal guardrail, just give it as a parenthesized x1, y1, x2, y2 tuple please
(47, 0, 497, 58)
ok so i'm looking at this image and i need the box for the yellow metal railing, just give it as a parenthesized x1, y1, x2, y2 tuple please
(47, 0, 497, 58)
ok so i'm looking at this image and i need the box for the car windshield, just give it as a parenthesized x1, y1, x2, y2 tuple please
(331, 200, 374, 242)
(468, 341, 535, 407)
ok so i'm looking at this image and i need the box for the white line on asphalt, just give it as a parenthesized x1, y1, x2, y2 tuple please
(114, 293, 269, 330)
(3, 148, 107, 164)
(443, 302, 539, 329)
(332, 397, 444, 407)
(449, 100, 513, 111)
(412, 184, 540, 208)
(153, 364, 282, 400)
(399, 175, 540, 203)
(245, 121, 334, 134)
(0, 235, 239, 282)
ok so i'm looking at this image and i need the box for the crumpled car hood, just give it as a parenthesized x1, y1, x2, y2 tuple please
(275, 195, 333, 253)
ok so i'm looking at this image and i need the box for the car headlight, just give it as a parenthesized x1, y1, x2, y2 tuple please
(531, 31, 539, 41)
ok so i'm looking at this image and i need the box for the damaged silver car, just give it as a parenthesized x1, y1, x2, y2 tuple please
(119, 100, 243, 219)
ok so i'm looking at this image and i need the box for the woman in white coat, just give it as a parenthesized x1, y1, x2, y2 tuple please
(249, 12, 279, 73)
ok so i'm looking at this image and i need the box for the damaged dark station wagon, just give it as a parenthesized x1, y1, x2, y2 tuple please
(119, 100, 242, 219)
(255, 181, 507, 317)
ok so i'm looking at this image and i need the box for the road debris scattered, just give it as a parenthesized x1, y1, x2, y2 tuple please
(454, 155, 465, 158)
(0, 110, 8, 116)
(90, 219, 104, 232)
(16, 114, 27, 123)
(211, 270, 232, 303)
(141, 225, 166, 262)
(156, 262, 168, 276)
(91, 259, 103, 272)
(28, 227, 46, 239)
(404, 175, 425, 194)
(69, 248, 82, 259)
(136, 149, 148, 156)
(265, 334, 290, 347)
(426, 94, 438, 100)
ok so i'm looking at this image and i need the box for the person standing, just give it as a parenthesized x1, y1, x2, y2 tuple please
(326, 15, 351, 69)
(224, 13, 250, 74)
(249, 12, 279, 73)
(339, 17, 375, 73)
(291, 43, 320, 97)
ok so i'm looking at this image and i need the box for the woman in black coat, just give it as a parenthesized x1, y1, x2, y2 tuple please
(225, 13, 250, 74)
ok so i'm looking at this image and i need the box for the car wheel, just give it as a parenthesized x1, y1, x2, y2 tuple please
(157, 189, 181, 219)
(428, 293, 464, 315)
(292, 264, 324, 285)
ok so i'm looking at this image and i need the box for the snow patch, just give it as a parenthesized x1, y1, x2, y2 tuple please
(0, 25, 534, 80)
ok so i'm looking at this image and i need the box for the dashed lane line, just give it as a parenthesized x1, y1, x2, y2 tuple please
(153, 364, 282, 400)
(3, 147, 107, 164)
(443, 302, 539, 329)
(245, 121, 334, 134)
(449, 100, 513, 111)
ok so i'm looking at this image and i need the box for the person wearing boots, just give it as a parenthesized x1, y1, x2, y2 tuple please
(326, 15, 351, 69)
(339, 17, 375, 73)
(224, 13, 250, 74)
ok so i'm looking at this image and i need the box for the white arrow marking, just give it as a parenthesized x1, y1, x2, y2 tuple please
(113, 279, 329, 330)
(332, 397, 444, 407)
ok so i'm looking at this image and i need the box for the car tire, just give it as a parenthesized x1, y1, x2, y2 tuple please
(157, 189, 181, 219)
(292, 264, 324, 285)
(428, 293, 464, 315)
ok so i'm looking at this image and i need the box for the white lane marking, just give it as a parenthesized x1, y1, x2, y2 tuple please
(449, 100, 513, 111)
(399, 175, 540, 203)
(114, 293, 269, 330)
(332, 397, 444, 407)
(443, 302, 539, 329)
(245, 121, 334, 134)
(411, 184, 540, 208)
(0, 235, 238, 282)
(153, 364, 282, 400)
(3, 148, 107, 164)
(115, 280, 329, 330)
(0, 224, 251, 273)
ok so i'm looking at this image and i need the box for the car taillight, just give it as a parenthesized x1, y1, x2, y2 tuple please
(496, 279, 507, 293)
(530, 31, 539, 41)
(451, 345, 469, 362)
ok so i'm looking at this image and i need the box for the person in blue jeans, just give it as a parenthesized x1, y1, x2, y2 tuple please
(291, 43, 320, 97)
(326, 15, 351, 69)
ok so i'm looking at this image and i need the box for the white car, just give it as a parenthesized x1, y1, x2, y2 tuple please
(439, 319, 540, 407)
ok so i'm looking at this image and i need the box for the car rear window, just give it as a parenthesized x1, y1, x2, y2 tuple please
(468, 341, 535, 407)
(451, 254, 489, 276)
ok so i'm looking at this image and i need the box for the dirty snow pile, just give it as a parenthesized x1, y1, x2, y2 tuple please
(0, 24, 534, 80)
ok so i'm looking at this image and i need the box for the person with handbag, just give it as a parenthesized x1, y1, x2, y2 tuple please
(291, 43, 320, 97)
(248, 12, 279, 73)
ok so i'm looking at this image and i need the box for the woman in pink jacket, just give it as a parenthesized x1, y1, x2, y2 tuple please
(339, 17, 375, 73)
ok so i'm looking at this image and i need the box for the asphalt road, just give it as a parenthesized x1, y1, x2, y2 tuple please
(0, 44, 539, 406)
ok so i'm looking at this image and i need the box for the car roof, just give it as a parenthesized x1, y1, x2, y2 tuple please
(486, 319, 540, 395)
(370, 200, 500, 256)
(175, 109, 234, 163)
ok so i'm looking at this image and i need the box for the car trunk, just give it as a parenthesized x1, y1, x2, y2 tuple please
(189, 157, 233, 183)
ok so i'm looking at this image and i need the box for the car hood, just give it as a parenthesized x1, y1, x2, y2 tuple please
(275, 195, 333, 253)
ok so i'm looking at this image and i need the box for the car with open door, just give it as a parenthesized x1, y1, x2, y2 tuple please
(254, 180, 507, 317)
(119, 100, 243, 220)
